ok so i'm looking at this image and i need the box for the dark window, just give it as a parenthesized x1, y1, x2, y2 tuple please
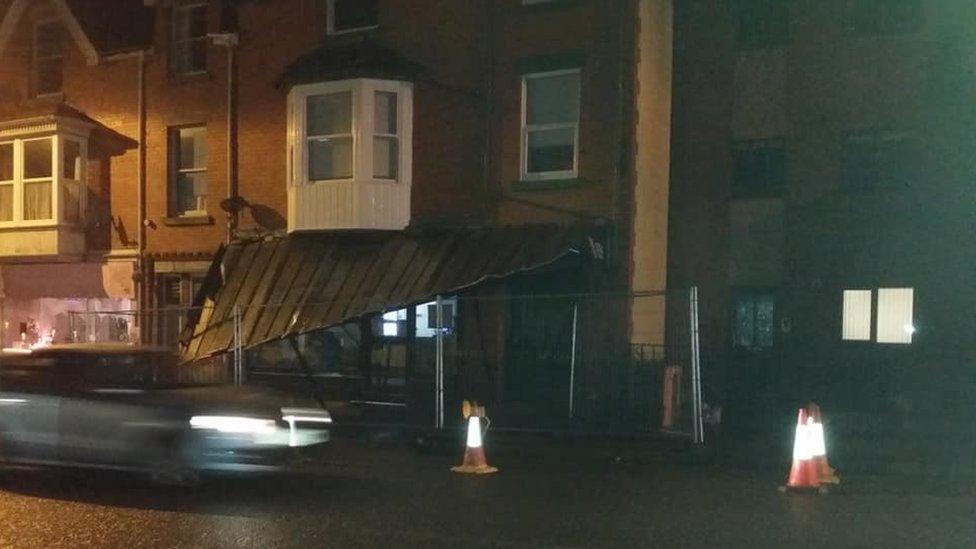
(172, 3, 208, 75)
(848, 0, 922, 35)
(842, 131, 917, 191)
(329, 0, 379, 34)
(733, 292, 775, 349)
(732, 141, 786, 198)
(735, 0, 789, 50)
(33, 22, 63, 96)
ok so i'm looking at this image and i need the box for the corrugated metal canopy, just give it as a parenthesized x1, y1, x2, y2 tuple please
(181, 225, 597, 361)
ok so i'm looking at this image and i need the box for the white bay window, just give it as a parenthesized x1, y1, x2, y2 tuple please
(0, 127, 88, 258)
(287, 79, 412, 232)
(0, 134, 86, 226)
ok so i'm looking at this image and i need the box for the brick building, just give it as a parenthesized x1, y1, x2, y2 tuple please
(0, 0, 673, 424)
(668, 0, 976, 430)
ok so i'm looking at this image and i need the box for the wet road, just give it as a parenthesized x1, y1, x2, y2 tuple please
(0, 440, 974, 548)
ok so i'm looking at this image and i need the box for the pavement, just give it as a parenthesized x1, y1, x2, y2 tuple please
(0, 434, 974, 548)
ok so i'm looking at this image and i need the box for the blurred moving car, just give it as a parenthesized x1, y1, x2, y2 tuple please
(0, 344, 331, 485)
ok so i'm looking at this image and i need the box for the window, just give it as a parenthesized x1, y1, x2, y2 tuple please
(843, 131, 917, 191)
(62, 140, 81, 224)
(306, 91, 353, 180)
(172, 3, 207, 75)
(848, 0, 922, 35)
(0, 143, 13, 222)
(33, 21, 63, 96)
(735, 0, 789, 49)
(841, 288, 914, 344)
(379, 309, 407, 338)
(373, 91, 398, 179)
(327, 0, 379, 35)
(0, 135, 84, 225)
(841, 290, 872, 341)
(290, 79, 411, 186)
(732, 140, 786, 198)
(876, 288, 914, 344)
(23, 138, 53, 220)
(521, 69, 581, 180)
(170, 126, 207, 217)
(732, 292, 775, 349)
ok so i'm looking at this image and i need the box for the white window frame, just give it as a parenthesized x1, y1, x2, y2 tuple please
(0, 133, 87, 228)
(32, 18, 63, 97)
(326, 0, 380, 36)
(170, 125, 208, 218)
(171, 2, 208, 76)
(520, 68, 581, 181)
(288, 79, 413, 188)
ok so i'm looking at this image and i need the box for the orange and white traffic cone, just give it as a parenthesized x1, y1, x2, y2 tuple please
(780, 408, 826, 493)
(807, 403, 839, 485)
(451, 401, 498, 475)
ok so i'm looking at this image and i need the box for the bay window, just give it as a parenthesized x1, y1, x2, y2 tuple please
(0, 134, 86, 226)
(287, 79, 412, 231)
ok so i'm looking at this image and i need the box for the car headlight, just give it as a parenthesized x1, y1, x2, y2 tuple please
(189, 415, 277, 434)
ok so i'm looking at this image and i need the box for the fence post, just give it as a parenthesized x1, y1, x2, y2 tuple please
(569, 301, 578, 420)
(689, 286, 704, 444)
(435, 295, 445, 430)
(233, 304, 243, 386)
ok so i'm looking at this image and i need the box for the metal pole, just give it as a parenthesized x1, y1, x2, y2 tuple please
(569, 302, 578, 419)
(435, 295, 445, 430)
(233, 304, 242, 386)
(689, 286, 704, 444)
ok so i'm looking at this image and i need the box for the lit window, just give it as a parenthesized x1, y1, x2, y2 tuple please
(876, 288, 914, 344)
(0, 136, 84, 225)
(521, 69, 580, 180)
(23, 138, 53, 221)
(172, 3, 208, 75)
(732, 293, 774, 349)
(33, 21, 63, 96)
(0, 143, 13, 222)
(327, 0, 379, 35)
(841, 290, 872, 341)
(290, 79, 411, 186)
(381, 309, 407, 338)
(62, 140, 82, 224)
(170, 126, 207, 217)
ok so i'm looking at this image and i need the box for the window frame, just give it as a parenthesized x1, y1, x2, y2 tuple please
(168, 125, 208, 218)
(170, 2, 209, 77)
(326, 0, 380, 36)
(520, 68, 582, 182)
(288, 79, 412, 188)
(305, 87, 356, 182)
(32, 18, 64, 97)
(0, 133, 86, 227)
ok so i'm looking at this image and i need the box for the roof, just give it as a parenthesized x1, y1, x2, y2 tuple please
(0, 0, 152, 64)
(182, 225, 598, 361)
(0, 101, 138, 153)
(278, 39, 427, 89)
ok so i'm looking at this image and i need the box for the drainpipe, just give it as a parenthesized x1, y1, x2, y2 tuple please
(136, 49, 147, 343)
(209, 33, 239, 244)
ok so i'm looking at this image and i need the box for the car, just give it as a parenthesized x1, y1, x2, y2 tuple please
(0, 344, 331, 485)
